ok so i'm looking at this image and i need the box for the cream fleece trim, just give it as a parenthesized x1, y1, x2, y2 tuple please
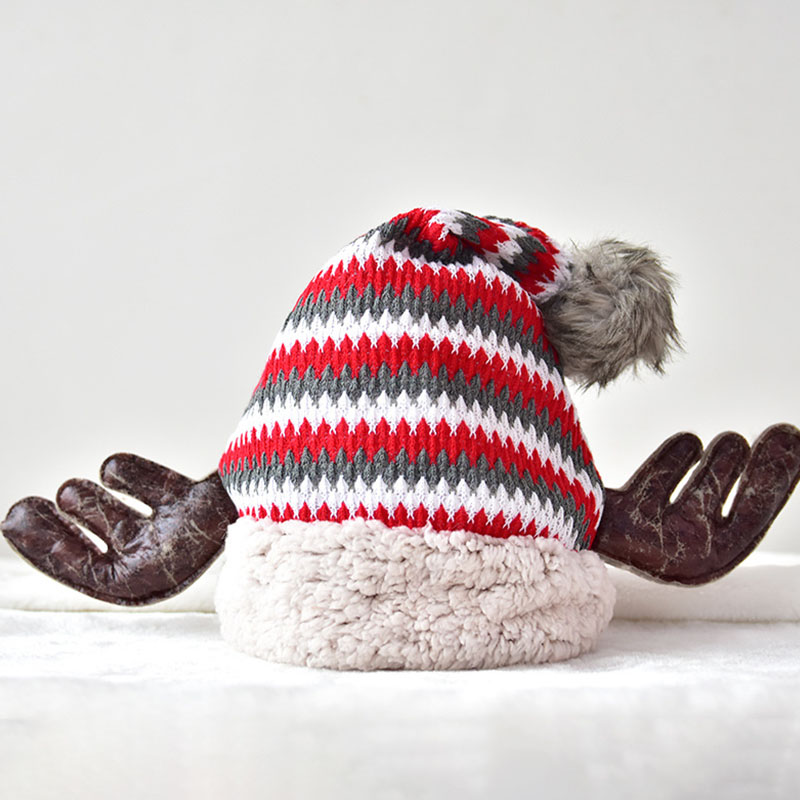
(215, 517, 615, 670)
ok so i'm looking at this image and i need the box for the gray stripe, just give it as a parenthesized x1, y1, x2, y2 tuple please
(482, 215, 550, 282)
(221, 446, 591, 547)
(244, 362, 597, 474)
(368, 210, 551, 283)
(284, 282, 559, 375)
(372, 213, 487, 267)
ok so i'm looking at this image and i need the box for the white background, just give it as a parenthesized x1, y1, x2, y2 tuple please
(1, 0, 799, 556)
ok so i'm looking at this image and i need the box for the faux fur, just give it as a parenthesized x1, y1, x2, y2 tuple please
(215, 517, 616, 670)
(539, 239, 680, 387)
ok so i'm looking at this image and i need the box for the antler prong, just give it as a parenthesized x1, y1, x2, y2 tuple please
(1, 454, 238, 605)
(593, 424, 800, 584)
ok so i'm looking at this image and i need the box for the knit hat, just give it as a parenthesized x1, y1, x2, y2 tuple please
(7, 205, 800, 672)
(214, 207, 671, 669)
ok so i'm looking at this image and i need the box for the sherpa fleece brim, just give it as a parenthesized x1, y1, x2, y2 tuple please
(215, 517, 615, 670)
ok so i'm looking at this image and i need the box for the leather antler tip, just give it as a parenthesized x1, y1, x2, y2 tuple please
(2, 497, 46, 536)
(657, 431, 705, 464)
(99, 453, 133, 482)
(54, 479, 80, 505)
(761, 422, 800, 442)
(671, 430, 704, 455)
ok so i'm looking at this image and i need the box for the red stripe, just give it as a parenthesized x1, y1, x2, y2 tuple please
(251, 333, 588, 459)
(390, 208, 463, 259)
(219, 416, 597, 519)
(235, 500, 601, 542)
(379, 209, 563, 301)
(294, 254, 547, 344)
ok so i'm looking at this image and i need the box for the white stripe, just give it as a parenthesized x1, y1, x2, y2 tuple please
(227, 472, 580, 549)
(322, 231, 532, 303)
(341, 223, 572, 300)
(226, 390, 603, 510)
(540, 239, 573, 300)
(277, 307, 565, 395)
(426, 210, 546, 276)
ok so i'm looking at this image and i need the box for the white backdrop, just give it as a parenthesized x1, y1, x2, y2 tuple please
(1, 0, 799, 557)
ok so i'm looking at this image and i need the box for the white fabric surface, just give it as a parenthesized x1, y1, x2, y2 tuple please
(3, 549, 800, 621)
(2, 553, 800, 799)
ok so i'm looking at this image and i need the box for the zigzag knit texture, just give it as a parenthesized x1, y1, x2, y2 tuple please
(219, 208, 604, 551)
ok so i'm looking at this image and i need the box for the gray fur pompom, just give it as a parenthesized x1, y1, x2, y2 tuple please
(538, 239, 681, 388)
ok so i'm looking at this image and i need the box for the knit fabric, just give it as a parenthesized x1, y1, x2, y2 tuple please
(219, 208, 604, 551)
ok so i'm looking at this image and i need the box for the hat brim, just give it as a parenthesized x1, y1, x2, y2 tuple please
(215, 517, 615, 670)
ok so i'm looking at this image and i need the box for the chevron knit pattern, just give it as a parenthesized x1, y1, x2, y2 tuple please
(219, 208, 604, 551)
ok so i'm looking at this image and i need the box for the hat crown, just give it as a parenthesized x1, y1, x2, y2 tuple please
(219, 208, 604, 550)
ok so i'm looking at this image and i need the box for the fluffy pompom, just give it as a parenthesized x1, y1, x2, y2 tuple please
(538, 239, 680, 388)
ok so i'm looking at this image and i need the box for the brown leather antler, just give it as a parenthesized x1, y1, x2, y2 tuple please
(4, 425, 800, 602)
(593, 424, 800, 584)
(1, 454, 237, 605)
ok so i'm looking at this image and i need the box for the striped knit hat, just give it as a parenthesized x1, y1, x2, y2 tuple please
(215, 208, 618, 670)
